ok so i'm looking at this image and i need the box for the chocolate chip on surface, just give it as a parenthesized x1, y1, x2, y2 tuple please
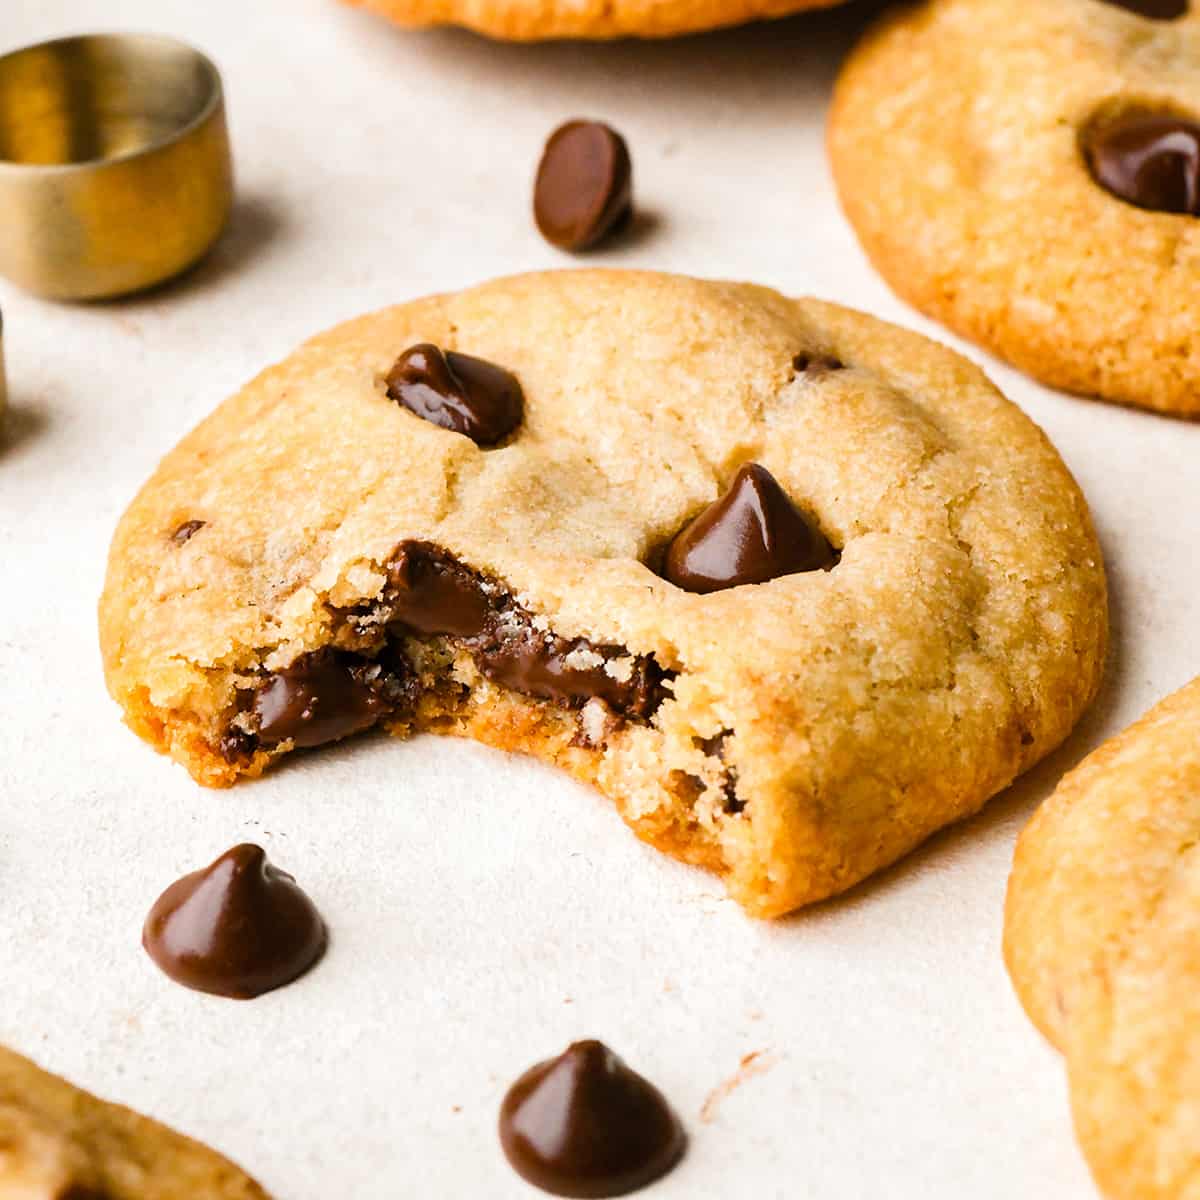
(1083, 110, 1200, 214)
(1100, 0, 1187, 16)
(499, 1040, 685, 1198)
(534, 120, 633, 252)
(252, 650, 390, 749)
(386, 344, 524, 446)
(170, 519, 206, 545)
(664, 463, 835, 594)
(142, 844, 326, 999)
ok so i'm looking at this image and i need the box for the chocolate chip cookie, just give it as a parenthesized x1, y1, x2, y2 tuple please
(0, 1044, 268, 1198)
(341, 0, 841, 40)
(829, 0, 1200, 417)
(1005, 677, 1200, 1199)
(99, 269, 1108, 918)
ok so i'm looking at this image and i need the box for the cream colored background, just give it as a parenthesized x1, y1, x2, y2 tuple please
(2, 1, 1196, 1196)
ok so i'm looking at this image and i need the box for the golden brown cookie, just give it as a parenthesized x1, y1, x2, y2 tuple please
(1005, 677, 1200, 1200)
(342, 0, 841, 40)
(0, 1044, 269, 1199)
(829, 0, 1200, 417)
(99, 269, 1107, 918)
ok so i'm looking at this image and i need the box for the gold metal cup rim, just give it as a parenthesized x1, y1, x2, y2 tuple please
(0, 31, 234, 300)
(0, 32, 225, 178)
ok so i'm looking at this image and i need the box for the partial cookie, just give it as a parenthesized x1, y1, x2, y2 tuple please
(341, 0, 841, 40)
(99, 269, 1107, 918)
(0, 1044, 268, 1198)
(1005, 677, 1200, 1199)
(829, 0, 1200, 417)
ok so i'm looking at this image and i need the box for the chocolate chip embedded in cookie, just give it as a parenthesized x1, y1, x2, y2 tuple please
(339, 0, 845, 41)
(662, 462, 835, 594)
(386, 344, 523, 445)
(829, 0, 1200, 415)
(99, 269, 1107, 918)
(1004, 677, 1200, 1200)
(1082, 110, 1200, 215)
(0, 1044, 269, 1198)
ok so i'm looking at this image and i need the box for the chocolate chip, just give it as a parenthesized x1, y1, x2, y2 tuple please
(499, 1040, 686, 1198)
(379, 542, 671, 721)
(663, 463, 835, 594)
(386, 344, 524, 446)
(1100, 0, 1187, 16)
(142, 844, 326, 999)
(1083, 110, 1200, 214)
(472, 625, 666, 718)
(792, 353, 844, 375)
(534, 120, 633, 252)
(171, 519, 205, 545)
(387, 541, 491, 637)
(252, 650, 391, 748)
(218, 727, 258, 762)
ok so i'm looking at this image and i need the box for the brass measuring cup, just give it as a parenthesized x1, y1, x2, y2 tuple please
(0, 32, 233, 300)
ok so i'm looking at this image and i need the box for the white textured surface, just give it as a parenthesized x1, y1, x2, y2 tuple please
(1, 2, 1196, 1197)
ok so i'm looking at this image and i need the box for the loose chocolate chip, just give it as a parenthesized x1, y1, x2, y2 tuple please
(171, 519, 206, 545)
(664, 463, 835, 594)
(499, 1040, 686, 1198)
(142, 844, 326, 999)
(534, 120, 633, 252)
(1100, 0, 1186, 16)
(386, 344, 524, 446)
(253, 651, 390, 749)
(387, 541, 491, 637)
(1083, 111, 1200, 214)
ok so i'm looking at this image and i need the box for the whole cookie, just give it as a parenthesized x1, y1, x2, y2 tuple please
(1005, 677, 1200, 1199)
(829, 0, 1200, 417)
(341, 0, 841, 40)
(100, 269, 1107, 918)
(0, 1044, 268, 1198)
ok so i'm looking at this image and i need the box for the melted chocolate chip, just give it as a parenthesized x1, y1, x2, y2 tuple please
(252, 650, 392, 749)
(1083, 111, 1200, 214)
(142, 844, 326, 999)
(499, 1040, 685, 1198)
(534, 121, 633, 252)
(1100, 0, 1186, 16)
(171, 519, 206, 545)
(386, 344, 524, 446)
(382, 543, 670, 720)
(792, 352, 844, 374)
(387, 541, 491, 637)
(219, 726, 258, 763)
(664, 463, 835, 594)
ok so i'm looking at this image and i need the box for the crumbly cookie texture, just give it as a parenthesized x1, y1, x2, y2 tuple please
(99, 269, 1108, 918)
(1005, 678, 1200, 1200)
(829, 0, 1200, 417)
(0, 1044, 268, 1199)
(341, 0, 840, 40)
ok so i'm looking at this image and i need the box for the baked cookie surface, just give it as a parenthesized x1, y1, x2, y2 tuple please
(99, 269, 1107, 918)
(1005, 677, 1200, 1199)
(0, 1044, 268, 1199)
(829, 0, 1200, 417)
(340, 0, 841, 40)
